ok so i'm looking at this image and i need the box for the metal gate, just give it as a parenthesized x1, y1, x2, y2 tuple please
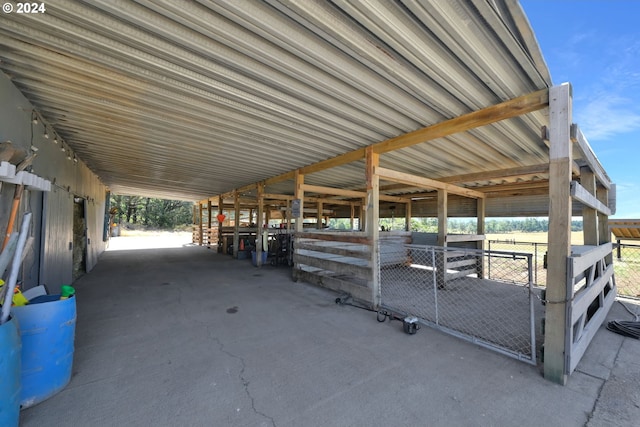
(379, 244, 539, 364)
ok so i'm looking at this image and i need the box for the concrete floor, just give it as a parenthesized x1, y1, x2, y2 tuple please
(19, 238, 640, 426)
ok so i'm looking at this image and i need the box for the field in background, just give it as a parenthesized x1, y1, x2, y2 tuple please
(486, 231, 585, 245)
(485, 231, 639, 298)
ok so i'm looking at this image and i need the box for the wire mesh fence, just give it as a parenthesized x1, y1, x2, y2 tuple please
(612, 243, 640, 298)
(379, 244, 540, 364)
(487, 240, 640, 298)
(487, 240, 547, 287)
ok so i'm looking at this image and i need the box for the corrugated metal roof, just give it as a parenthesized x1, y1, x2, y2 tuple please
(0, 0, 561, 201)
(610, 220, 640, 241)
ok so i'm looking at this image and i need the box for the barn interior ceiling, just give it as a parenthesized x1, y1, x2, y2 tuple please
(0, 0, 564, 201)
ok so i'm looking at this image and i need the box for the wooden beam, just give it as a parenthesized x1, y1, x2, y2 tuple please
(545, 83, 573, 385)
(571, 124, 612, 190)
(571, 181, 611, 216)
(375, 167, 485, 199)
(266, 88, 549, 186)
(301, 184, 409, 204)
(440, 163, 550, 184)
(373, 88, 549, 154)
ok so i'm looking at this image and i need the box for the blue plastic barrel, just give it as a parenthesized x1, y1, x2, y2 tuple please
(0, 316, 21, 426)
(11, 296, 76, 409)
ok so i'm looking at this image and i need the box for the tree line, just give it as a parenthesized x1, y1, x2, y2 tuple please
(330, 217, 583, 233)
(110, 195, 193, 229)
(410, 217, 582, 234)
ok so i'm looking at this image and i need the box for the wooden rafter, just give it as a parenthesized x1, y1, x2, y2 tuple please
(265, 88, 549, 185)
(375, 167, 485, 199)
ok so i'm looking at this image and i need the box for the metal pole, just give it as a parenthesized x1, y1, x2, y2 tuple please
(528, 253, 536, 364)
(432, 247, 439, 325)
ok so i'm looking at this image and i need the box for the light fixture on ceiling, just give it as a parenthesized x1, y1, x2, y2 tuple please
(61, 145, 66, 152)
(73, 155, 78, 164)
(53, 135, 59, 144)
(44, 127, 49, 139)
(31, 112, 38, 124)
(30, 145, 39, 152)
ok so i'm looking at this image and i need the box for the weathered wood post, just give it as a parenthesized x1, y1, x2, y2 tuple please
(256, 182, 264, 266)
(366, 147, 380, 307)
(233, 190, 240, 259)
(544, 83, 573, 385)
(292, 170, 304, 281)
(436, 189, 447, 287)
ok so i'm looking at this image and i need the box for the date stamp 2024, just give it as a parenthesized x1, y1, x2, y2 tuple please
(3, 2, 47, 14)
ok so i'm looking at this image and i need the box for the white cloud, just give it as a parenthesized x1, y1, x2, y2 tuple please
(577, 94, 640, 140)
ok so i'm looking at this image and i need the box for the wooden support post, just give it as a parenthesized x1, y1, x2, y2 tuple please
(317, 200, 323, 230)
(286, 199, 291, 230)
(192, 204, 197, 244)
(544, 83, 573, 385)
(350, 203, 355, 230)
(437, 189, 447, 287)
(233, 191, 240, 259)
(218, 196, 223, 253)
(581, 167, 598, 246)
(359, 198, 366, 231)
(405, 200, 412, 232)
(198, 203, 203, 246)
(366, 147, 380, 307)
(476, 197, 486, 278)
(293, 170, 304, 281)
(207, 199, 212, 248)
(256, 183, 264, 267)
(597, 186, 611, 264)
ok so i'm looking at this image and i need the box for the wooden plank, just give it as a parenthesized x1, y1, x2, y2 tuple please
(571, 265, 614, 324)
(570, 181, 611, 216)
(294, 254, 371, 280)
(375, 167, 485, 199)
(447, 258, 478, 269)
(301, 184, 409, 203)
(297, 230, 369, 241)
(569, 287, 616, 373)
(303, 184, 366, 198)
(374, 88, 549, 154)
(296, 270, 372, 303)
(570, 124, 612, 190)
(446, 234, 486, 243)
(571, 243, 613, 274)
(441, 163, 550, 184)
(294, 242, 370, 259)
(544, 83, 573, 385)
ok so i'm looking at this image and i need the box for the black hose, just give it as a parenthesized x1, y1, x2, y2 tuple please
(606, 321, 640, 339)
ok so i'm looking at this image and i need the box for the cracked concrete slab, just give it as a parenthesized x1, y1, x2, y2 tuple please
(17, 244, 640, 427)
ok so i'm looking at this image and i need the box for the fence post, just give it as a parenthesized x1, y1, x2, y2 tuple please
(544, 83, 573, 385)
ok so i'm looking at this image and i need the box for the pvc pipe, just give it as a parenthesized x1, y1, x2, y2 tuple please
(0, 212, 32, 325)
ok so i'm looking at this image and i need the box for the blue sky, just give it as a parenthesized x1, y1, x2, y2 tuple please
(521, 1, 640, 218)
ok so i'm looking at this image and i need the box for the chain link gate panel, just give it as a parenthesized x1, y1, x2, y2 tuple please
(379, 244, 540, 364)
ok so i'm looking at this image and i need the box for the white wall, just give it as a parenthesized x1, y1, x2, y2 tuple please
(0, 71, 108, 291)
